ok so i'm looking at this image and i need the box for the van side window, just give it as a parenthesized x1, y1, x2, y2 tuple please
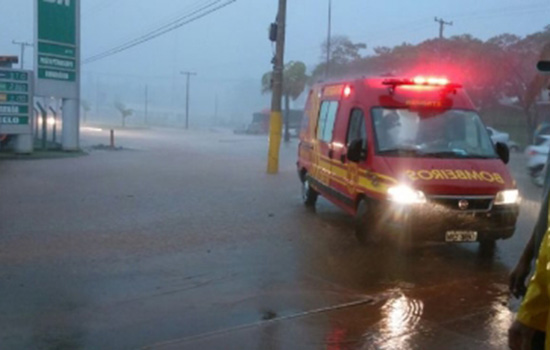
(347, 108, 366, 147)
(316, 101, 339, 142)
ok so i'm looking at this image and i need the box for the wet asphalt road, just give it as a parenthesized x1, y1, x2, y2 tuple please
(0, 127, 541, 350)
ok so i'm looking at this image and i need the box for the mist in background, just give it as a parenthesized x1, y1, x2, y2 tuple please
(0, 0, 548, 129)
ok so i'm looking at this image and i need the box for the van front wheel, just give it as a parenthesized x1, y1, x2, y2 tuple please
(302, 177, 318, 208)
(479, 239, 496, 255)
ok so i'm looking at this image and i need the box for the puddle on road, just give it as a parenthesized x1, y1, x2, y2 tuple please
(378, 293, 424, 347)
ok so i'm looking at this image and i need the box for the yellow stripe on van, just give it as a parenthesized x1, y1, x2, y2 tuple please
(357, 176, 391, 194)
(318, 155, 398, 186)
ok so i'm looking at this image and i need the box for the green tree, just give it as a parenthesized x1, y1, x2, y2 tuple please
(114, 101, 133, 128)
(310, 35, 367, 83)
(323, 28, 550, 139)
(305, 26, 550, 140)
(262, 61, 308, 141)
(507, 27, 550, 137)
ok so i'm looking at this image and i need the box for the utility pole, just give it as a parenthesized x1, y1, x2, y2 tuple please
(180, 71, 196, 130)
(325, 0, 332, 79)
(144, 84, 149, 125)
(214, 94, 218, 124)
(434, 17, 453, 39)
(95, 77, 100, 114)
(266, 0, 286, 174)
(11, 40, 33, 69)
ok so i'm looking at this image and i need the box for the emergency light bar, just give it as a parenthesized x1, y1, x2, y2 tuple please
(383, 76, 462, 89)
(343, 85, 352, 98)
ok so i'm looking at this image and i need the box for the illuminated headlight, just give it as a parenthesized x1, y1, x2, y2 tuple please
(494, 189, 519, 205)
(387, 185, 427, 204)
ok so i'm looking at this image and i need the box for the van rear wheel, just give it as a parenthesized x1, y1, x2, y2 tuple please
(302, 177, 318, 208)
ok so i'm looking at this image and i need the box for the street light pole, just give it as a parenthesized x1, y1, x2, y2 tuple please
(214, 94, 218, 123)
(144, 84, 149, 125)
(325, 0, 332, 79)
(180, 71, 196, 130)
(266, 0, 287, 174)
(11, 40, 33, 69)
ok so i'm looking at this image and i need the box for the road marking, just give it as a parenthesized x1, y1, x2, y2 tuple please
(142, 297, 378, 349)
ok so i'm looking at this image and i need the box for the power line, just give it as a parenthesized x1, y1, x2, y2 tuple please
(374, 3, 548, 40)
(445, 2, 548, 21)
(84, 0, 214, 50)
(83, 0, 224, 63)
(359, 4, 549, 52)
(290, 2, 548, 60)
(454, 7, 549, 22)
(83, 0, 236, 65)
(83, 0, 125, 18)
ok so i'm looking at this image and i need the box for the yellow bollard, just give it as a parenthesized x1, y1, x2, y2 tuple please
(267, 111, 283, 174)
(110, 129, 115, 148)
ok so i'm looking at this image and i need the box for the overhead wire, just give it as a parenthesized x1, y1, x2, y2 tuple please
(83, 0, 236, 65)
(84, 0, 217, 55)
(362, 2, 550, 49)
(291, 2, 549, 59)
(83, 0, 125, 19)
(444, 1, 548, 21)
(84, 0, 224, 62)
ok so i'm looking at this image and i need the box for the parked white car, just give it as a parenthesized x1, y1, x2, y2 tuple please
(525, 135, 550, 186)
(486, 126, 509, 144)
(486, 126, 520, 152)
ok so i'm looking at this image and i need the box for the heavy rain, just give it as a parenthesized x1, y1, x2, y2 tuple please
(1, 1, 550, 349)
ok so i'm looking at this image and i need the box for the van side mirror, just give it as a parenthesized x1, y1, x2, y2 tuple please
(495, 142, 510, 164)
(537, 60, 550, 74)
(347, 139, 364, 163)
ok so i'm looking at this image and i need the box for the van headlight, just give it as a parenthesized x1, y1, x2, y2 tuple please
(494, 189, 519, 205)
(387, 185, 427, 204)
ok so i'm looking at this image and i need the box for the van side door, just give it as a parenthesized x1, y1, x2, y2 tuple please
(343, 108, 368, 201)
(298, 90, 317, 173)
(311, 100, 339, 191)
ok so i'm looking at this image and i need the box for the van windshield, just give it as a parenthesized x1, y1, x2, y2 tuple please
(372, 108, 497, 159)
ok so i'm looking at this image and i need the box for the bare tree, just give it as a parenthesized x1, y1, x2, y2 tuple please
(114, 101, 133, 127)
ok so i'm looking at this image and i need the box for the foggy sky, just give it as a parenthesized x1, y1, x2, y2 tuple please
(0, 0, 549, 125)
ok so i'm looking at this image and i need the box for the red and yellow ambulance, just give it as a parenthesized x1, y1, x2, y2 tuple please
(297, 76, 519, 247)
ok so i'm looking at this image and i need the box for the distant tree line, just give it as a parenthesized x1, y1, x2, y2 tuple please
(262, 26, 550, 139)
(308, 27, 550, 137)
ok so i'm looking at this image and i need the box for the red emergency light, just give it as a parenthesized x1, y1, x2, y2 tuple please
(413, 76, 450, 86)
(343, 85, 352, 98)
(383, 76, 461, 89)
(323, 84, 353, 99)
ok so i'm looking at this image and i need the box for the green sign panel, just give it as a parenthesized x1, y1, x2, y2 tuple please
(38, 68, 76, 82)
(38, 0, 76, 45)
(0, 116, 29, 125)
(39, 55, 76, 70)
(0, 68, 32, 134)
(0, 105, 29, 114)
(37, 0, 78, 86)
(0, 82, 28, 93)
(0, 71, 28, 81)
(38, 42, 76, 58)
(0, 94, 29, 103)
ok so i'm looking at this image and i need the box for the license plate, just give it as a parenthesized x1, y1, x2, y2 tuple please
(445, 231, 478, 242)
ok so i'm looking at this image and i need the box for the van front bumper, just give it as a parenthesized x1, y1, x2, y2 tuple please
(375, 200, 519, 242)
